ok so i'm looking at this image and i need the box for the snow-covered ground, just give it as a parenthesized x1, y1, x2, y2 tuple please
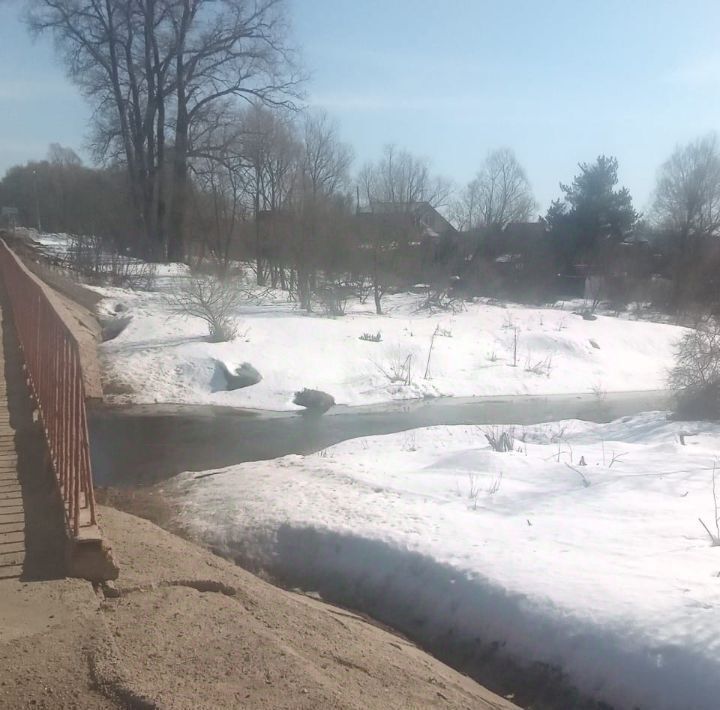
(94, 274, 685, 411)
(166, 412, 720, 710)
(31, 230, 72, 257)
(19, 230, 687, 411)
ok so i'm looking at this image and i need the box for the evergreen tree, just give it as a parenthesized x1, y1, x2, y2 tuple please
(547, 155, 638, 273)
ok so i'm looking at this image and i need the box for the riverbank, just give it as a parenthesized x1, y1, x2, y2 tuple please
(17, 231, 687, 415)
(96, 277, 685, 411)
(161, 411, 720, 710)
(1, 503, 517, 709)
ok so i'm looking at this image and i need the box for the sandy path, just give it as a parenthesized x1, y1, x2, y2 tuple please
(0, 505, 517, 710)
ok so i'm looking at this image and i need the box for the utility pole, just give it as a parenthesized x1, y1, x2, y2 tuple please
(32, 169, 42, 233)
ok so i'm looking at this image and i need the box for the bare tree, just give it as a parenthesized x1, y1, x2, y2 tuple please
(170, 272, 245, 342)
(190, 121, 251, 272)
(358, 146, 450, 314)
(242, 104, 298, 284)
(28, 0, 302, 261)
(452, 148, 536, 231)
(360, 145, 450, 209)
(655, 134, 720, 240)
(291, 110, 353, 309)
(654, 133, 720, 308)
(670, 317, 720, 419)
(28, 0, 174, 255)
(168, 0, 302, 261)
(47, 143, 83, 167)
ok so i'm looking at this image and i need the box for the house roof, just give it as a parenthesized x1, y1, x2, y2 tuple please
(358, 201, 456, 237)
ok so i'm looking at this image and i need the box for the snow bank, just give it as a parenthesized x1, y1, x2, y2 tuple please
(29, 230, 74, 259)
(167, 413, 720, 710)
(28, 231, 190, 281)
(97, 277, 686, 410)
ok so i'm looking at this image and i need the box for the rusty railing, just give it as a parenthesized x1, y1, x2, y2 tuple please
(0, 239, 97, 539)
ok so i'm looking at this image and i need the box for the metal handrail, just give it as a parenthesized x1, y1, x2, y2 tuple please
(0, 239, 97, 538)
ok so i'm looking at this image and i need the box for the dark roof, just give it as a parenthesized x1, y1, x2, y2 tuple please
(358, 201, 456, 237)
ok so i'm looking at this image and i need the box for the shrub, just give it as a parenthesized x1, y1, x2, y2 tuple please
(483, 426, 516, 452)
(360, 332, 382, 342)
(103, 251, 157, 290)
(374, 349, 414, 385)
(670, 319, 720, 419)
(417, 287, 466, 314)
(63, 233, 157, 290)
(316, 285, 349, 317)
(170, 273, 244, 342)
(524, 352, 554, 376)
(346, 276, 372, 304)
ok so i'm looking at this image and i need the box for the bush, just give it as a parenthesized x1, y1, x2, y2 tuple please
(417, 286, 465, 314)
(359, 331, 382, 342)
(670, 319, 720, 419)
(316, 285, 350, 317)
(374, 349, 414, 385)
(170, 273, 244, 342)
(483, 426, 516, 452)
(64, 234, 157, 290)
(524, 352, 554, 377)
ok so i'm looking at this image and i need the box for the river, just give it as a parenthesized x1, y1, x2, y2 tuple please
(89, 390, 670, 486)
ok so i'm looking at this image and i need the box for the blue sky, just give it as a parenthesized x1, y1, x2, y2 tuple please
(2, 0, 720, 213)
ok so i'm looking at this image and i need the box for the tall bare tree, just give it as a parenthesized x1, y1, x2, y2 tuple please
(654, 134, 720, 246)
(168, 0, 301, 260)
(359, 144, 450, 210)
(291, 110, 353, 308)
(241, 103, 298, 284)
(28, 0, 301, 261)
(452, 148, 536, 231)
(28, 0, 172, 254)
(190, 120, 251, 271)
(358, 146, 450, 313)
(654, 133, 720, 307)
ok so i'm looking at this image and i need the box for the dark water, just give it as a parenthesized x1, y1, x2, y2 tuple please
(89, 390, 670, 486)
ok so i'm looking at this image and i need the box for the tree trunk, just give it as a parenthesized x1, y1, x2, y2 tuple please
(254, 189, 265, 285)
(167, 18, 189, 264)
(168, 109, 188, 262)
(373, 281, 382, 315)
(372, 243, 383, 314)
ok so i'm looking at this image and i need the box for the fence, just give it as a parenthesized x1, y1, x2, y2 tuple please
(0, 239, 97, 539)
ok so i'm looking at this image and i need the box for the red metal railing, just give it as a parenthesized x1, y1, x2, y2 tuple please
(0, 239, 97, 538)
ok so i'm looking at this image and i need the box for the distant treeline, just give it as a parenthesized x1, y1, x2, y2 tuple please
(4, 0, 720, 315)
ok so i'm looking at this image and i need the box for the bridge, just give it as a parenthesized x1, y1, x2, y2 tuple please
(0, 238, 117, 583)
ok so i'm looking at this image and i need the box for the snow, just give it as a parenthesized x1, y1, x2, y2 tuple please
(29, 230, 74, 259)
(167, 412, 720, 710)
(95, 271, 687, 411)
(26, 230, 187, 279)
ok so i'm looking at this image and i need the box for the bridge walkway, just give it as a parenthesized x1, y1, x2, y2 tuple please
(0, 291, 66, 582)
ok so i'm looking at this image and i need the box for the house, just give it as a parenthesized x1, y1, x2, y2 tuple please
(356, 201, 457, 242)
(351, 202, 458, 284)
(454, 220, 560, 300)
